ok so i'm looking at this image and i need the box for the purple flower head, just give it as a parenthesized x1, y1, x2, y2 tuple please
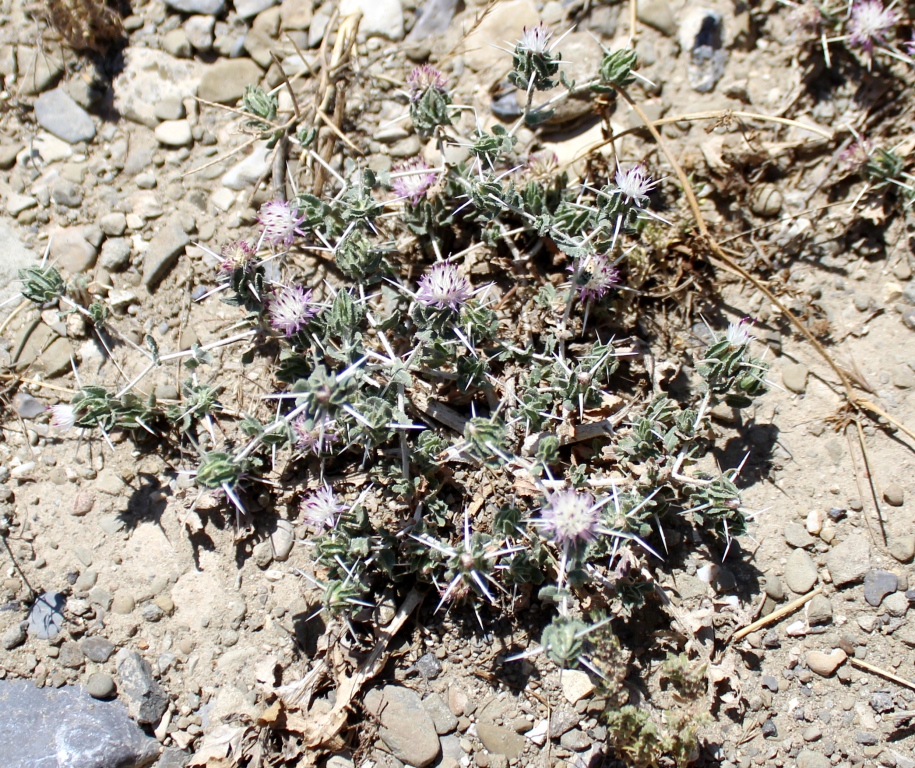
(268, 284, 318, 336)
(573, 254, 620, 303)
(49, 404, 75, 433)
(293, 416, 339, 455)
(848, 0, 898, 53)
(258, 200, 305, 247)
(392, 157, 437, 205)
(416, 262, 472, 312)
(615, 163, 655, 206)
(301, 485, 345, 530)
(724, 317, 755, 348)
(537, 489, 599, 546)
(219, 240, 256, 274)
(407, 65, 448, 102)
(518, 22, 553, 54)
(527, 149, 559, 180)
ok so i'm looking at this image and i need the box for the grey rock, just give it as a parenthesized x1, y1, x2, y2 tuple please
(213, 18, 250, 58)
(50, 227, 98, 274)
(679, 8, 727, 92)
(222, 142, 271, 189)
(363, 685, 440, 767)
(797, 750, 831, 768)
(17, 48, 63, 96)
(270, 520, 295, 561)
(411, 652, 443, 680)
(761, 675, 778, 692)
(408, 0, 458, 40)
(806, 595, 832, 625)
(749, 184, 783, 217)
(784, 549, 818, 594)
(112, 591, 136, 615)
(234, 0, 277, 17)
(198, 59, 263, 105)
(100, 238, 133, 272)
(87, 673, 116, 699)
(548, 704, 578, 737)
(854, 731, 878, 745)
(74, 570, 98, 591)
(154, 96, 187, 122)
(12, 392, 46, 419)
(156, 748, 189, 768)
(782, 363, 809, 394)
(883, 483, 905, 506)
(163, 0, 224, 12)
(884, 591, 909, 617)
(52, 179, 84, 207)
(0, 680, 159, 768)
(2, 624, 26, 650)
(252, 540, 274, 569)
(60, 641, 86, 669)
(28, 592, 66, 640)
(477, 722, 527, 758)
(560, 728, 591, 751)
(636, 0, 676, 36)
(155, 120, 193, 147)
(340, 0, 404, 40)
(184, 15, 216, 51)
(80, 636, 116, 662)
(161, 29, 192, 59)
(422, 692, 458, 734)
(34, 88, 96, 144)
(117, 650, 169, 725)
(761, 719, 777, 738)
(870, 691, 894, 713)
(785, 521, 814, 549)
(114, 49, 203, 129)
(826, 534, 871, 587)
(0, 223, 35, 309)
(863, 569, 897, 607)
(143, 222, 190, 288)
(309, 10, 331, 47)
(100, 212, 128, 237)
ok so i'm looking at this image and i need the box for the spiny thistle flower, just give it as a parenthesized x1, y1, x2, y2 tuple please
(392, 157, 437, 205)
(218, 240, 256, 274)
(293, 416, 338, 455)
(573, 254, 620, 303)
(49, 404, 76, 433)
(407, 64, 448, 102)
(518, 22, 553, 54)
(615, 163, 655, 206)
(268, 284, 318, 336)
(724, 317, 755, 349)
(537, 489, 600, 546)
(527, 149, 560, 181)
(258, 199, 306, 247)
(301, 485, 345, 529)
(840, 138, 873, 170)
(416, 262, 472, 311)
(847, 0, 898, 53)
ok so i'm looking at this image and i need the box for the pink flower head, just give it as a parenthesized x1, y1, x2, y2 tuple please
(392, 157, 437, 205)
(219, 240, 256, 274)
(537, 489, 599, 546)
(49, 404, 76, 433)
(573, 254, 620, 303)
(518, 22, 553, 54)
(268, 284, 318, 336)
(258, 200, 305, 247)
(615, 163, 655, 206)
(407, 65, 448, 102)
(724, 317, 755, 348)
(293, 416, 338, 455)
(848, 0, 898, 53)
(527, 150, 559, 180)
(301, 485, 345, 529)
(416, 261, 472, 311)
(840, 138, 872, 170)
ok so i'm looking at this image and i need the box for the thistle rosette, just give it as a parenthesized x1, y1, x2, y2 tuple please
(509, 22, 562, 94)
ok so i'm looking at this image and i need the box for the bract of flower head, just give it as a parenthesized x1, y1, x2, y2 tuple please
(219, 240, 256, 274)
(724, 317, 754, 348)
(518, 22, 553, 54)
(527, 149, 559, 181)
(416, 261, 472, 311)
(407, 64, 448, 102)
(392, 157, 437, 205)
(268, 284, 318, 337)
(574, 253, 620, 303)
(537, 489, 600, 546)
(615, 163, 655, 205)
(293, 416, 338, 455)
(49, 404, 76, 433)
(258, 199, 305, 247)
(301, 485, 345, 529)
(847, 0, 898, 53)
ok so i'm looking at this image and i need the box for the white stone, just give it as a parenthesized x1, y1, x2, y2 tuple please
(210, 187, 237, 212)
(805, 510, 823, 535)
(340, 0, 404, 40)
(154, 119, 193, 147)
(560, 669, 595, 704)
(221, 142, 271, 190)
(113, 48, 203, 128)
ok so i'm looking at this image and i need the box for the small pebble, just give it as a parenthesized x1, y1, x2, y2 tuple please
(86, 672, 116, 699)
(782, 363, 809, 394)
(883, 483, 905, 506)
(863, 569, 897, 607)
(806, 649, 847, 677)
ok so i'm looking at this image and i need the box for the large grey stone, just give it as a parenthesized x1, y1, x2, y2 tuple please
(784, 549, 818, 594)
(234, 0, 277, 18)
(34, 88, 96, 144)
(28, 592, 66, 640)
(116, 650, 169, 725)
(0, 680, 159, 768)
(113, 49, 203, 128)
(49, 227, 98, 274)
(0, 223, 36, 310)
(163, 0, 224, 13)
(340, 0, 404, 40)
(142, 222, 190, 288)
(826, 534, 871, 587)
(408, 0, 458, 40)
(197, 59, 263, 105)
(477, 722, 527, 758)
(363, 685, 440, 767)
